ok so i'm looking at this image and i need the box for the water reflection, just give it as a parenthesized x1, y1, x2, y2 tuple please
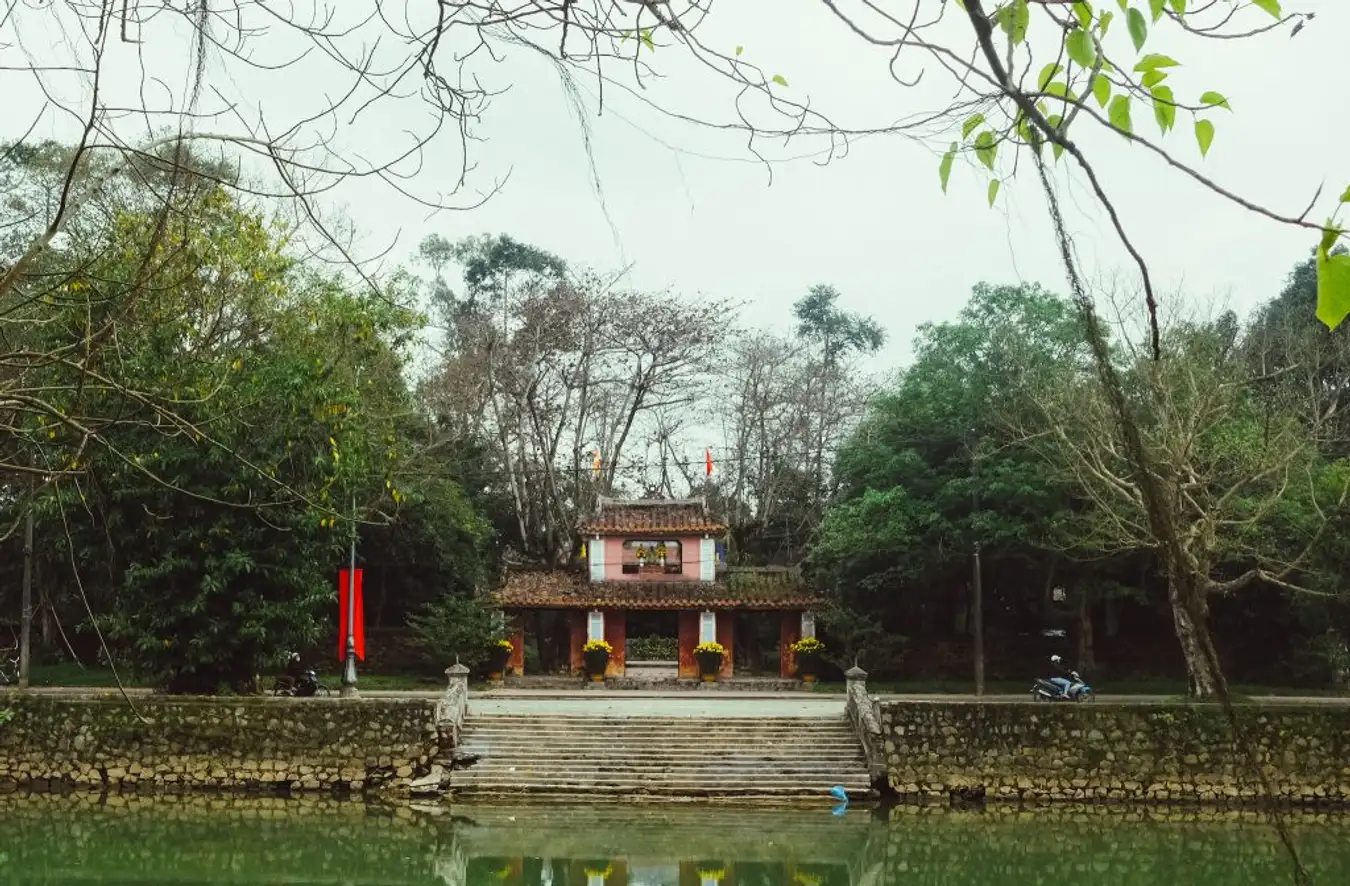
(1, 794, 1348, 886)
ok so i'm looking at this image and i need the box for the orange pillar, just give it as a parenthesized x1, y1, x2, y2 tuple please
(507, 611, 525, 676)
(677, 610, 699, 679)
(716, 610, 735, 680)
(568, 610, 586, 675)
(605, 609, 627, 677)
(780, 611, 801, 678)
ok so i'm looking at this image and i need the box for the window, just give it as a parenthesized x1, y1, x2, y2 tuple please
(621, 539, 682, 575)
(588, 610, 605, 642)
(801, 610, 816, 639)
(699, 610, 716, 644)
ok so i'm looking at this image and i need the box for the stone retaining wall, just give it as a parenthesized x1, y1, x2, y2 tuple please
(0, 695, 443, 795)
(878, 700, 1350, 805)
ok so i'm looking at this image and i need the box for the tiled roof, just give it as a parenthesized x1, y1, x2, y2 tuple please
(496, 568, 818, 611)
(580, 497, 727, 536)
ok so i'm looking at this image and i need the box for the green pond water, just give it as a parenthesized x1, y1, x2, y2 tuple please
(2, 795, 1350, 885)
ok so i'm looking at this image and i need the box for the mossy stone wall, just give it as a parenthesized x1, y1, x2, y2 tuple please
(878, 700, 1350, 805)
(0, 695, 441, 795)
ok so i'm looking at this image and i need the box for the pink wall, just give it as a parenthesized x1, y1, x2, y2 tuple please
(601, 536, 704, 581)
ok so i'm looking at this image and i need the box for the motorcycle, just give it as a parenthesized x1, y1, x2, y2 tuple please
(1030, 656, 1094, 702)
(270, 654, 330, 697)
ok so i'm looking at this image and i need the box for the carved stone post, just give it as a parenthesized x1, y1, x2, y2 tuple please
(436, 663, 471, 747)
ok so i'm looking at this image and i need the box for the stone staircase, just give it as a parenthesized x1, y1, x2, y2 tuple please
(449, 713, 873, 800)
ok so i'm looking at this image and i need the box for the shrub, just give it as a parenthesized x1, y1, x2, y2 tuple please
(627, 635, 678, 660)
(407, 593, 504, 670)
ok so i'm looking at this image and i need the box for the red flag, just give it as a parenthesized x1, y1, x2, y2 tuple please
(705, 447, 714, 477)
(338, 568, 365, 661)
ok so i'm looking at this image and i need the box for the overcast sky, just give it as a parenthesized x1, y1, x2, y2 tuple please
(3, 1, 1344, 371)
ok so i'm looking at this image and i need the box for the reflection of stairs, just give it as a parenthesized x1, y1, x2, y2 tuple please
(450, 714, 872, 800)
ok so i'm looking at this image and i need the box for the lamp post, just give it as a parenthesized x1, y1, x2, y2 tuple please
(340, 366, 362, 698)
(341, 489, 358, 698)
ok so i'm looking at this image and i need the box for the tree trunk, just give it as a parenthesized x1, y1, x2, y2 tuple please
(1076, 590, 1095, 672)
(1168, 579, 1216, 697)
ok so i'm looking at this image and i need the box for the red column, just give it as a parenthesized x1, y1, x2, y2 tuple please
(716, 610, 735, 680)
(780, 611, 801, 678)
(507, 611, 525, 676)
(604, 609, 627, 677)
(677, 610, 699, 679)
(568, 610, 586, 675)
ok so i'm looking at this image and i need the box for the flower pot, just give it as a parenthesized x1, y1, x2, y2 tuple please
(487, 646, 511, 677)
(796, 650, 822, 682)
(695, 650, 723, 681)
(487, 671, 504, 682)
(583, 649, 610, 679)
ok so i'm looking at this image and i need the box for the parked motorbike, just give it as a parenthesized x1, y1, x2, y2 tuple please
(1030, 655, 1094, 702)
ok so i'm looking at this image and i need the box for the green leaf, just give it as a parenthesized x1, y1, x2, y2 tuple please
(771, 74, 788, 87)
(735, 45, 744, 56)
(1047, 115, 1066, 159)
(1126, 7, 1148, 50)
(1341, 185, 1350, 204)
(1169, 0, 1186, 13)
(1099, 10, 1114, 37)
(1133, 53, 1180, 71)
(1251, 0, 1282, 19)
(1038, 63, 1063, 90)
(1092, 74, 1112, 108)
(1151, 85, 1176, 133)
(1074, 2, 1094, 30)
(974, 130, 999, 170)
(1066, 29, 1096, 68)
(1141, 70, 1168, 89)
(640, 29, 655, 51)
(963, 113, 986, 139)
(1149, 0, 1166, 22)
(1044, 81, 1074, 101)
(1194, 118, 1214, 157)
(1316, 226, 1350, 330)
(1199, 90, 1231, 111)
(988, 179, 1001, 208)
(1000, 0, 1031, 45)
(1108, 94, 1133, 135)
(939, 142, 957, 193)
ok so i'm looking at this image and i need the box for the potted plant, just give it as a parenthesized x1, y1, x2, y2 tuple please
(582, 639, 613, 682)
(791, 636, 826, 683)
(694, 641, 725, 682)
(486, 639, 513, 681)
(655, 542, 668, 567)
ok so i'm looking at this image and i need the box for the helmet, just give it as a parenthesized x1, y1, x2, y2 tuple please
(1050, 654, 1062, 664)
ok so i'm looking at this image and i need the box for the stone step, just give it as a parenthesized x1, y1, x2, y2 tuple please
(450, 783, 873, 797)
(459, 723, 847, 734)
(459, 773, 868, 786)
(461, 756, 864, 767)
(465, 715, 847, 724)
(460, 748, 864, 762)
(460, 734, 858, 747)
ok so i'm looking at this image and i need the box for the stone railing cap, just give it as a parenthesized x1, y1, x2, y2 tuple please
(445, 664, 471, 677)
(845, 665, 868, 680)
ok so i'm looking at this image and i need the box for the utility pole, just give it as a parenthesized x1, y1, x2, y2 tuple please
(18, 504, 33, 688)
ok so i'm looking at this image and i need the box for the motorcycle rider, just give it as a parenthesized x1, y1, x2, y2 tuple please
(1047, 654, 1076, 696)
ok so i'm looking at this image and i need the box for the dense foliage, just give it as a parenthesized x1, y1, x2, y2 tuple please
(810, 273, 1350, 688)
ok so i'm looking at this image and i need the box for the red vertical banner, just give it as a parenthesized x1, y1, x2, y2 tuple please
(337, 568, 365, 661)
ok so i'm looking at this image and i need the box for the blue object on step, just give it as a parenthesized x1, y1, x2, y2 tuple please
(831, 802, 849, 817)
(829, 785, 849, 803)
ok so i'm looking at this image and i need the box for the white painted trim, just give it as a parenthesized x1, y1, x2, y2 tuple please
(588, 534, 604, 582)
(699, 610, 716, 644)
(588, 610, 605, 642)
(801, 610, 817, 639)
(699, 536, 715, 582)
